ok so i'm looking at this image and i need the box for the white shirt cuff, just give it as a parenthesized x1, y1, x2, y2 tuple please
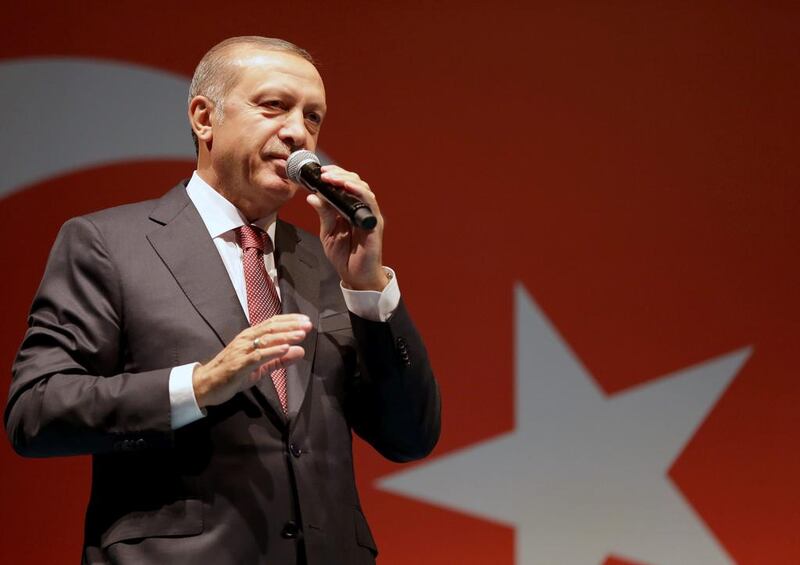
(341, 267, 400, 322)
(169, 362, 206, 429)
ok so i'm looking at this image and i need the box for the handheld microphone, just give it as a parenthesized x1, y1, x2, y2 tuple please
(286, 150, 377, 231)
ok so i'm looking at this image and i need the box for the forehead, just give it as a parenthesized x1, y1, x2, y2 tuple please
(227, 48, 325, 102)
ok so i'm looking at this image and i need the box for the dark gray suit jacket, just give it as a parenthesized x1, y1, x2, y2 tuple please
(5, 182, 440, 564)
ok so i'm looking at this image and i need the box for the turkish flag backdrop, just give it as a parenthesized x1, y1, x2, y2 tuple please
(1, 2, 798, 564)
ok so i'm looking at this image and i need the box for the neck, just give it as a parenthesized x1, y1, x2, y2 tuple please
(194, 166, 282, 222)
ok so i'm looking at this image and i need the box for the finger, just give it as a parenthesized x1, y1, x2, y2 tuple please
(306, 193, 342, 235)
(342, 180, 381, 217)
(246, 345, 306, 382)
(275, 344, 305, 366)
(242, 329, 309, 365)
(249, 315, 312, 336)
(255, 320, 312, 338)
(307, 173, 383, 234)
(319, 165, 358, 179)
(318, 166, 366, 188)
(317, 171, 381, 218)
(243, 343, 290, 379)
(261, 313, 311, 325)
(245, 341, 298, 370)
(319, 170, 370, 196)
(258, 329, 309, 350)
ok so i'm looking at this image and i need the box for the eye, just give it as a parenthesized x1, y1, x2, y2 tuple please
(260, 100, 284, 110)
(306, 112, 322, 125)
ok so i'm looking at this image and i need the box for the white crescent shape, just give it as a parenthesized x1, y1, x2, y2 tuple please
(0, 57, 332, 200)
(0, 58, 195, 198)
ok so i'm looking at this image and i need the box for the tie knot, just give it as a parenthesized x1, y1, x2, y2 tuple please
(236, 225, 272, 254)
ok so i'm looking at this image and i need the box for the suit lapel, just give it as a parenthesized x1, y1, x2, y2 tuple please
(145, 186, 320, 425)
(146, 184, 248, 347)
(274, 220, 320, 421)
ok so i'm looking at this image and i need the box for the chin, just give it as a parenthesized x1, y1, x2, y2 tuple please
(256, 177, 298, 207)
(272, 181, 298, 200)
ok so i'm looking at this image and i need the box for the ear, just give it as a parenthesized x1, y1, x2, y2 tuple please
(188, 95, 216, 145)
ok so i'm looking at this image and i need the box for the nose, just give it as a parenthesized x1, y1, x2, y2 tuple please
(277, 108, 308, 150)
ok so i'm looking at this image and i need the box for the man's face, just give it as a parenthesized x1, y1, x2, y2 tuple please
(205, 49, 326, 220)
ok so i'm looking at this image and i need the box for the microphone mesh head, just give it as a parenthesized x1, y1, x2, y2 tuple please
(286, 150, 320, 183)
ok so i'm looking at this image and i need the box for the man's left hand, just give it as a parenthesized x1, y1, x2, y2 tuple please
(305, 165, 390, 291)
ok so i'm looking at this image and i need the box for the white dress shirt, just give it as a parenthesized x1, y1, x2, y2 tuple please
(169, 172, 400, 429)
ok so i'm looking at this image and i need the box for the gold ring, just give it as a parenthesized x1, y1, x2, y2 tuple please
(253, 337, 262, 350)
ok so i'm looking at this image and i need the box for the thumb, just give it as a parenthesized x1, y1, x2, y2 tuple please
(306, 193, 339, 234)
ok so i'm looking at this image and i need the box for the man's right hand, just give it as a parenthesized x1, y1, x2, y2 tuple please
(192, 314, 312, 408)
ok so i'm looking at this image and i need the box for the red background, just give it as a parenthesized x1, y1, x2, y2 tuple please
(1, 1, 798, 563)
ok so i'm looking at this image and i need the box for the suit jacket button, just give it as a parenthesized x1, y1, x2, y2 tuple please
(281, 521, 300, 539)
(289, 443, 302, 458)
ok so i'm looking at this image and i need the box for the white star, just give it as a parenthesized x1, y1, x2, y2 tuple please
(379, 284, 749, 565)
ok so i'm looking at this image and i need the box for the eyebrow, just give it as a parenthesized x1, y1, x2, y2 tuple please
(252, 88, 326, 113)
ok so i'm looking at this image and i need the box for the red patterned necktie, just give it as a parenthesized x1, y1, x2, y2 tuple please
(236, 224, 288, 413)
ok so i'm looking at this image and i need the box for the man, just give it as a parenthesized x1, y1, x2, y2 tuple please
(5, 36, 440, 565)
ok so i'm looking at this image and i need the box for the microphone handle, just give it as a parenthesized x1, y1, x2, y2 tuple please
(298, 164, 377, 231)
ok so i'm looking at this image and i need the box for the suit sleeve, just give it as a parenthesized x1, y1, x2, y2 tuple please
(346, 299, 441, 463)
(4, 217, 173, 457)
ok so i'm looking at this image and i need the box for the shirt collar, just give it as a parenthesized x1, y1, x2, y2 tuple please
(186, 171, 277, 242)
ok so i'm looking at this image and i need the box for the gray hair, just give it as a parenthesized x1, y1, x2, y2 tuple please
(188, 36, 316, 153)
